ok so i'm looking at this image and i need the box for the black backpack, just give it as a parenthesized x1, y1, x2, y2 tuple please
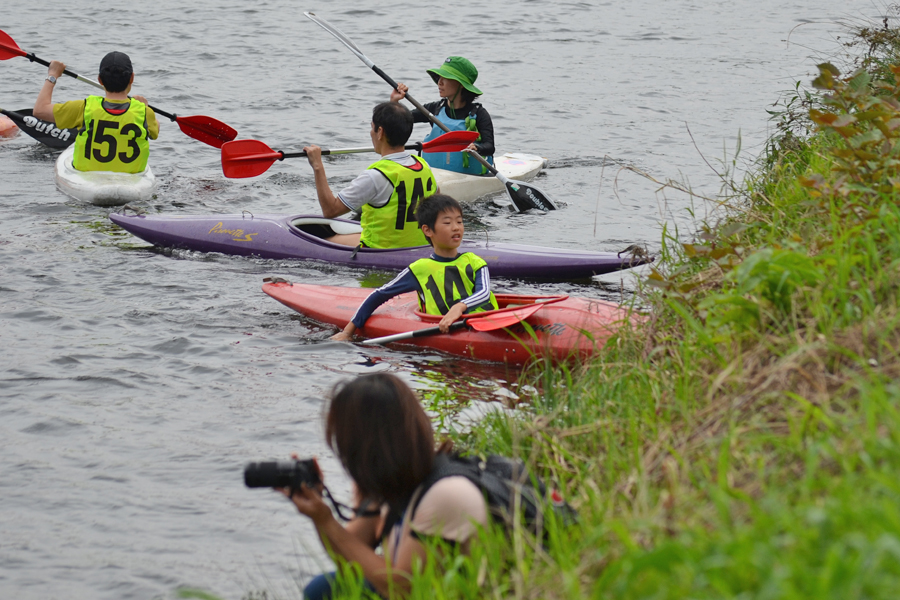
(409, 452, 578, 536)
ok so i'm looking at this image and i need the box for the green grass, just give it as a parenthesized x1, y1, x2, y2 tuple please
(362, 42, 900, 600)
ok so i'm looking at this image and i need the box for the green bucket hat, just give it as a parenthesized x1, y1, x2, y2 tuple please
(426, 56, 482, 95)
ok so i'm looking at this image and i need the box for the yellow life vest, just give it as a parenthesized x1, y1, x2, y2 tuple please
(73, 96, 150, 173)
(361, 155, 436, 249)
(408, 253, 499, 315)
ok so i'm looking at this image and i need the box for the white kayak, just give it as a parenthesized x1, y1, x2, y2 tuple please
(432, 152, 546, 202)
(55, 145, 157, 206)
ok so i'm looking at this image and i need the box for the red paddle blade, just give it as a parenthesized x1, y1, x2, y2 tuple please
(0, 30, 27, 60)
(466, 303, 545, 332)
(421, 130, 479, 153)
(221, 139, 283, 178)
(175, 115, 237, 149)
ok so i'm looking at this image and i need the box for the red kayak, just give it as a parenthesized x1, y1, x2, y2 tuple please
(262, 279, 637, 366)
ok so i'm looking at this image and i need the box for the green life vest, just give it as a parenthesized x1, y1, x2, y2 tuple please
(408, 252, 499, 315)
(362, 155, 436, 249)
(73, 96, 150, 173)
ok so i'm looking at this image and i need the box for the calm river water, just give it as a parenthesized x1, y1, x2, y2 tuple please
(0, 1, 879, 598)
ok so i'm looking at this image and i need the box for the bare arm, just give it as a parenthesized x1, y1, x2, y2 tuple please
(33, 60, 66, 122)
(304, 145, 349, 218)
(288, 485, 426, 597)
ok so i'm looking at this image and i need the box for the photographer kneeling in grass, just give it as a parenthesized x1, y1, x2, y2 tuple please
(284, 373, 487, 599)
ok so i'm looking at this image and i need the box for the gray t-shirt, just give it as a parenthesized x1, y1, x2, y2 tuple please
(337, 151, 419, 212)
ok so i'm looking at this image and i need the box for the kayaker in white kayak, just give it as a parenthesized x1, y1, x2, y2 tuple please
(390, 56, 495, 176)
(331, 194, 498, 341)
(303, 102, 438, 248)
(282, 373, 489, 599)
(33, 52, 159, 173)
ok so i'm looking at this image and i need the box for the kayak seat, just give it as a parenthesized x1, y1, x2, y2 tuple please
(291, 217, 363, 240)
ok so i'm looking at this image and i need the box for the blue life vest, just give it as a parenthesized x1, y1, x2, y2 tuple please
(422, 105, 494, 176)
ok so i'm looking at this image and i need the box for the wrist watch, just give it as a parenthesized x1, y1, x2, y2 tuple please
(46, 76, 57, 84)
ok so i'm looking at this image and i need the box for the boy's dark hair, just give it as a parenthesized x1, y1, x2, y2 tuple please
(415, 194, 463, 245)
(325, 373, 435, 508)
(98, 51, 133, 93)
(372, 101, 413, 147)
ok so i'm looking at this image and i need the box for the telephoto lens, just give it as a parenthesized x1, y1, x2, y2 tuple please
(244, 459, 321, 489)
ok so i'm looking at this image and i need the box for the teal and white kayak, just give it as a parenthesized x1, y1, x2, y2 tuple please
(432, 152, 546, 202)
(55, 145, 157, 206)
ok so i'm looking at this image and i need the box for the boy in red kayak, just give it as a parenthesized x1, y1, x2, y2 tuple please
(331, 194, 498, 341)
(33, 51, 159, 173)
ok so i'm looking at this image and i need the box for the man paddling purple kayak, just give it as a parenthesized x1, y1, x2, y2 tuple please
(304, 102, 438, 249)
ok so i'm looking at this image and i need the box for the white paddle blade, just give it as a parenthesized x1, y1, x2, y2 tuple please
(304, 13, 374, 67)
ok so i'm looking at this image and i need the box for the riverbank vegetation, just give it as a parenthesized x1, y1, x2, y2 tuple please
(201, 22, 900, 600)
(385, 22, 900, 600)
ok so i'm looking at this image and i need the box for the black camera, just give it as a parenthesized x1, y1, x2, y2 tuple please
(244, 459, 321, 489)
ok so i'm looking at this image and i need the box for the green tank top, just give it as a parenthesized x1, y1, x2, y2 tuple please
(408, 253, 499, 315)
(361, 155, 436, 249)
(73, 96, 150, 173)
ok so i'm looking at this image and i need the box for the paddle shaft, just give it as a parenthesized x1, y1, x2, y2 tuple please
(220, 131, 480, 179)
(225, 142, 437, 166)
(226, 145, 410, 166)
(362, 321, 468, 345)
(24, 52, 179, 121)
(276, 140, 449, 160)
(361, 300, 553, 346)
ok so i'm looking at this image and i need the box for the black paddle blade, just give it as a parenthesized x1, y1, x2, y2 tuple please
(0, 108, 77, 149)
(505, 179, 558, 212)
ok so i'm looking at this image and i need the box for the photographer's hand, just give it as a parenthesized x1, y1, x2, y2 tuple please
(280, 484, 334, 525)
(276, 455, 331, 523)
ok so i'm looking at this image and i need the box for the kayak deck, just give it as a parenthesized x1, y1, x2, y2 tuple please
(262, 280, 636, 366)
(56, 145, 157, 206)
(433, 153, 546, 202)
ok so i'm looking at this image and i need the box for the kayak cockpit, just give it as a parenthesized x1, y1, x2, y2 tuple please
(287, 216, 433, 252)
(289, 216, 362, 240)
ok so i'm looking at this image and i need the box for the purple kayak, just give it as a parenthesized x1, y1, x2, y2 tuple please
(108, 212, 650, 279)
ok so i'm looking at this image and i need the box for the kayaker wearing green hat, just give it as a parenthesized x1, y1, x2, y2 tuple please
(390, 56, 494, 176)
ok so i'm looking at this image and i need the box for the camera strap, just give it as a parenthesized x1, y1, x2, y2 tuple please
(321, 484, 358, 522)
